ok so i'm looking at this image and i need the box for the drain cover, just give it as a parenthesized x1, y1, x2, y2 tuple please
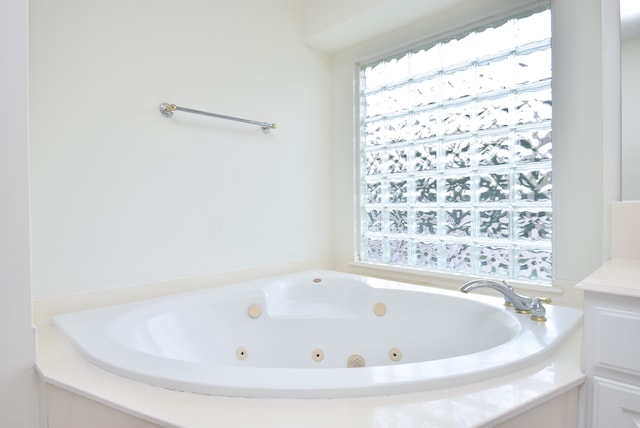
(346, 354, 365, 368)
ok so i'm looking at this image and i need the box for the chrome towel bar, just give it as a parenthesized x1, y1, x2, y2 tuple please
(159, 103, 277, 134)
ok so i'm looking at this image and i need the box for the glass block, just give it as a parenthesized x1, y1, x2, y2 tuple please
(415, 177, 438, 203)
(412, 110, 439, 140)
(388, 180, 408, 204)
(364, 120, 384, 147)
(389, 210, 408, 233)
(444, 242, 472, 272)
(476, 95, 511, 130)
(478, 135, 510, 166)
(366, 181, 382, 203)
(442, 67, 474, 101)
(366, 209, 383, 232)
(415, 210, 438, 235)
(365, 151, 384, 176)
(516, 169, 551, 201)
(479, 245, 510, 277)
(444, 209, 471, 237)
(389, 239, 409, 265)
(517, 210, 552, 241)
(515, 48, 551, 85)
(384, 84, 410, 115)
(412, 144, 438, 172)
(385, 149, 408, 174)
(444, 176, 471, 202)
(415, 241, 438, 268)
(366, 238, 384, 262)
(385, 54, 410, 84)
(478, 173, 509, 202)
(514, 129, 552, 163)
(515, 87, 552, 125)
(444, 139, 471, 169)
(384, 116, 410, 144)
(364, 90, 385, 118)
(477, 58, 512, 93)
(441, 104, 473, 135)
(363, 62, 385, 90)
(479, 209, 510, 239)
(515, 10, 551, 46)
(441, 33, 476, 67)
(517, 247, 552, 281)
(411, 46, 441, 75)
(410, 78, 440, 107)
(366, 117, 410, 146)
(475, 20, 514, 57)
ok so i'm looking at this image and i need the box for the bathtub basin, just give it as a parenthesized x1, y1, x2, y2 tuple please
(53, 270, 582, 398)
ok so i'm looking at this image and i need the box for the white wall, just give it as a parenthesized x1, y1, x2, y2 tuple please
(329, 0, 620, 305)
(299, 0, 468, 51)
(622, 36, 640, 200)
(29, 0, 332, 297)
(0, 0, 39, 426)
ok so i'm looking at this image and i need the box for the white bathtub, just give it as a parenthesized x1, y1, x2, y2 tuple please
(53, 270, 582, 399)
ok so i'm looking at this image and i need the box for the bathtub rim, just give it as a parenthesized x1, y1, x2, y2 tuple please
(50, 269, 583, 399)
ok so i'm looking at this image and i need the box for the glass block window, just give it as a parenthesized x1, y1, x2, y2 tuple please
(358, 8, 552, 283)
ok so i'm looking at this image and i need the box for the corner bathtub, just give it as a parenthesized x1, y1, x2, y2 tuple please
(53, 270, 582, 399)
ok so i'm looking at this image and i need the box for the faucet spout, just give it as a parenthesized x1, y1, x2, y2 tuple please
(460, 279, 533, 313)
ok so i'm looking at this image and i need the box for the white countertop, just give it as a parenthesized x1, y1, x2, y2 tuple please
(36, 321, 584, 428)
(575, 258, 640, 298)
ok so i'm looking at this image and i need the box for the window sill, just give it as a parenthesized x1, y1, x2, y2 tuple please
(346, 260, 567, 296)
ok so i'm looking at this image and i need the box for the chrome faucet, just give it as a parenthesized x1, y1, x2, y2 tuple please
(460, 279, 551, 321)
